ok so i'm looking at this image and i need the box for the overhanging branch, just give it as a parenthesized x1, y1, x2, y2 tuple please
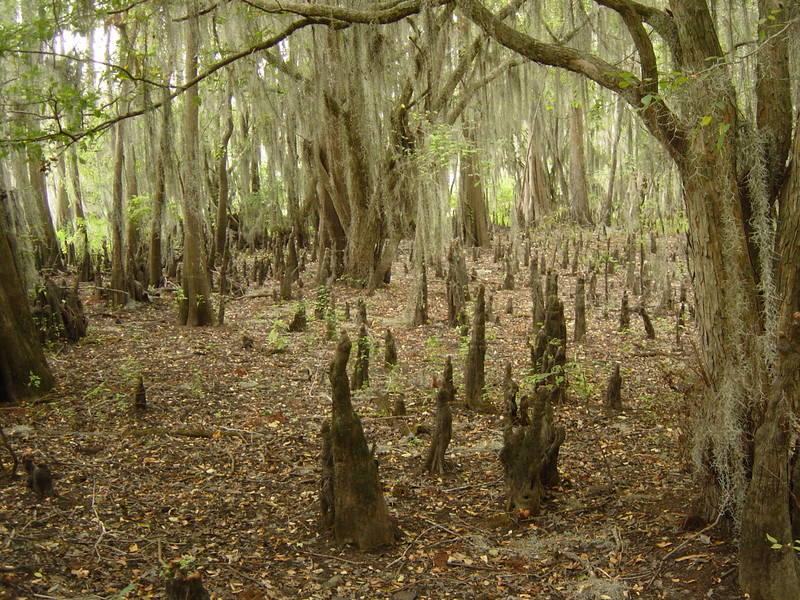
(1, 17, 333, 147)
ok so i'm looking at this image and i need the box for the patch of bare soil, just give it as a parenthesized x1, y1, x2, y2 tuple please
(1, 238, 743, 599)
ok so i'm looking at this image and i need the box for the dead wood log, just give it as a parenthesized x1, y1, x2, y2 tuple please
(423, 357, 455, 475)
(320, 333, 396, 550)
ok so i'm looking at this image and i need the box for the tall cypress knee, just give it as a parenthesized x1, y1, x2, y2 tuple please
(320, 333, 395, 550)
(464, 284, 489, 411)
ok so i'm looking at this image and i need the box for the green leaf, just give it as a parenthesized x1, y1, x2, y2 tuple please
(700, 116, 712, 127)
(766, 533, 778, 544)
(114, 583, 137, 599)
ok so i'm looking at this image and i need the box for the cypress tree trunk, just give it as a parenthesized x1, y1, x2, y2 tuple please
(459, 129, 490, 247)
(148, 100, 168, 289)
(210, 94, 234, 271)
(68, 147, 93, 282)
(568, 104, 593, 227)
(26, 146, 62, 270)
(110, 122, 128, 307)
(0, 194, 55, 402)
(177, 6, 214, 326)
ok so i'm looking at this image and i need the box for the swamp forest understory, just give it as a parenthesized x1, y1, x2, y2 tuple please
(4, 235, 747, 600)
(1, 1, 800, 599)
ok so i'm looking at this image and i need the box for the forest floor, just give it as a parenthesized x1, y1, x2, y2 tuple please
(1, 235, 745, 600)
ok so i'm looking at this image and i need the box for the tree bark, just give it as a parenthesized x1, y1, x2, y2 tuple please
(568, 104, 593, 226)
(148, 95, 169, 289)
(110, 123, 128, 307)
(351, 324, 370, 391)
(500, 390, 564, 516)
(464, 284, 489, 411)
(210, 94, 234, 271)
(0, 192, 55, 402)
(574, 276, 586, 342)
(68, 147, 93, 282)
(459, 131, 490, 247)
(423, 356, 454, 475)
(26, 146, 62, 270)
(321, 333, 396, 550)
(177, 6, 214, 326)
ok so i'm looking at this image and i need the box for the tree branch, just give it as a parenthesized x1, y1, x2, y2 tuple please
(238, 0, 445, 24)
(446, 57, 522, 125)
(9, 49, 171, 90)
(593, 0, 658, 95)
(454, 0, 685, 158)
(1, 17, 331, 147)
(592, 0, 681, 65)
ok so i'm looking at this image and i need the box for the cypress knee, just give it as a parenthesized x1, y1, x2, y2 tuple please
(574, 276, 586, 342)
(423, 357, 455, 475)
(605, 363, 622, 412)
(464, 285, 489, 411)
(384, 329, 398, 369)
(351, 325, 370, 390)
(320, 333, 396, 550)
